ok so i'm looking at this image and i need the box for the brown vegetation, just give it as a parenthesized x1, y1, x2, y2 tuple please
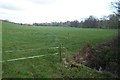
(71, 35, 119, 77)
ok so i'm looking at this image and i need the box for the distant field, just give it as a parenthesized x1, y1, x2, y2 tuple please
(2, 22, 117, 78)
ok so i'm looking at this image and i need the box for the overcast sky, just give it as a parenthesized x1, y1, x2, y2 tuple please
(0, 0, 115, 24)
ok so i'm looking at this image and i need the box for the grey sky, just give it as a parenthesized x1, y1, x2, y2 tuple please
(29, 0, 56, 4)
(0, 0, 23, 10)
(0, 0, 115, 24)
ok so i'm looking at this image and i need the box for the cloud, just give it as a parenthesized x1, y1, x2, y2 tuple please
(0, 1, 22, 10)
(29, 0, 56, 5)
(0, 0, 113, 23)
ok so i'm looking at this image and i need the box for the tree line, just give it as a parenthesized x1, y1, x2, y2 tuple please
(33, 14, 118, 29)
(1, 13, 118, 29)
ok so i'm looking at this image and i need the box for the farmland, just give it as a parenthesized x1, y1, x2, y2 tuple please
(2, 22, 117, 78)
(0, 21, 2, 79)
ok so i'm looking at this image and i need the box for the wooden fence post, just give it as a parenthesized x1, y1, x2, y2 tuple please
(59, 44, 62, 62)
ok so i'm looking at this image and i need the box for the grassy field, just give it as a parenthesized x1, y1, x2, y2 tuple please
(0, 21, 2, 79)
(2, 22, 117, 78)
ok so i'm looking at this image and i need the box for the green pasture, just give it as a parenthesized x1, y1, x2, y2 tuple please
(2, 22, 117, 78)
(0, 21, 2, 79)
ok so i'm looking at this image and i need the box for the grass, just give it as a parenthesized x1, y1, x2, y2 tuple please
(2, 22, 117, 78)
(0, 21, 2, 79)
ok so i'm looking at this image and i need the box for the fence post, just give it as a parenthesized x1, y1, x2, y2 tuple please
(59, 44, 62, 62)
